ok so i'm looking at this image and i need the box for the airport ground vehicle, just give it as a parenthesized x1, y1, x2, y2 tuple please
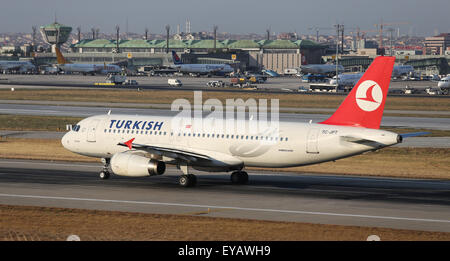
(124, 80, 138, 85)
(206, 80, 225, 87)
(168, 78, 182, 87)
(62, 56, 427, 187)
(301, 74, 328, 83)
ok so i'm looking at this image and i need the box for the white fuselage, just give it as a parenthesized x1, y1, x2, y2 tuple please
(0, 61, 35, 72)
(392, 65, 414, 77)
(301, 64, 344, 75)
(329, 73, 364, 86)
(438, 76, 450, 89)
(62, 114, 399, 171)
(172, 64, 233, 74)
(59, 63, 121, 74)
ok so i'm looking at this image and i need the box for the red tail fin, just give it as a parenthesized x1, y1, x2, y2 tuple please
(319, 56, 395, 129)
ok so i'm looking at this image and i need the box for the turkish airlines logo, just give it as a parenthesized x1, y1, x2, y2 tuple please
(355, 80, 383, 112)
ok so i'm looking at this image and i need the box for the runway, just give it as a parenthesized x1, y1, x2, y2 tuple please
(1, 102, 450, 130)
(0, 159, 449, 232)
(0, 75, 446, 98)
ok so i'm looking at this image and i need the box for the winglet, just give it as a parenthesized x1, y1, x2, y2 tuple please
(124, 138, 135, 150)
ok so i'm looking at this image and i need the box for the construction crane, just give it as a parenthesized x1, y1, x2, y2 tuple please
(308, 27, 334, 42)
(374, 21, 409, 48)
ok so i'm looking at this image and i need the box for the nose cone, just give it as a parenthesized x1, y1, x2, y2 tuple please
(61, 132, 72, 151)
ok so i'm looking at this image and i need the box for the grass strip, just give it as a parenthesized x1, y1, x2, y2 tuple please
(1, 204, 448, 241)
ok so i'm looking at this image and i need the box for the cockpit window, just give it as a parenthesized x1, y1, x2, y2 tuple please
(72, 125, 81, 132)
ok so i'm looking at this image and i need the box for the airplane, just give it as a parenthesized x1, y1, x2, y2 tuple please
(329, 65, 413, 86)
(55, 47, 122, 75)
(300, 64, 344, 75)
(329, 72, 364, 86)
(61, 56, 427, 187)
(392, 65, 414, 78)
(170, 51, 234, 76)
(262, 69, 280, 77)
(438, 75, 450, 95)
(0, 60, 35, 73)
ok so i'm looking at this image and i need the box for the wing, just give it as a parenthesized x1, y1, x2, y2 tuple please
(117, 140, 243, 168)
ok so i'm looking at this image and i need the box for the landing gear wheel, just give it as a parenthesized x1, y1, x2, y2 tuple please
(179, 174, 197, 187)
(99, 171, 110, 180)
(231, 171, 248, 185)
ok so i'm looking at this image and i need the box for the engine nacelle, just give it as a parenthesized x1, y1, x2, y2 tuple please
(110, 152, 166, 177)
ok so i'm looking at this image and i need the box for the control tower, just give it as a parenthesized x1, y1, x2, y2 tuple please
(40, 22, 72, 53)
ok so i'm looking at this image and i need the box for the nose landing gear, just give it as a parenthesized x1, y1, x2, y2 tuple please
(99, 158, 111, 180)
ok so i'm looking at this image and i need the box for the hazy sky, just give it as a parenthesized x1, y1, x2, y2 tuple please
(1, 0, 449, 36)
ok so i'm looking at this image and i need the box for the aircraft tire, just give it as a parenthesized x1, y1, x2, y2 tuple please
(99, 171, 110, 180)
(179, 174, 197, 187)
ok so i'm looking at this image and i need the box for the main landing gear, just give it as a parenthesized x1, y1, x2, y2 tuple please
(230, 171, 248, 185)
(99, 158, 111, 180)
(177, 163, 197, 187)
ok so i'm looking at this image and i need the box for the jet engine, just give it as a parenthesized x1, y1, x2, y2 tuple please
(110, 152, 166, 177)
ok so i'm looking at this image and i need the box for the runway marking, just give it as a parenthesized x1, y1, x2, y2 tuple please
(0, 193, 449, 224)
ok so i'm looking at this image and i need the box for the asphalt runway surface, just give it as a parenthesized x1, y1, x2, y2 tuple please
(0, 74, 445, 97)
(1, 102, 449, 130)
(0, 159, 448, 232)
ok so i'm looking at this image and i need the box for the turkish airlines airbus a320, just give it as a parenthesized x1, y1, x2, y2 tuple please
(62, 56, 426, 187)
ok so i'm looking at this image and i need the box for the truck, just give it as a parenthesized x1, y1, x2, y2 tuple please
(106, 74, 126, 84)
(168, 78, 182, 87)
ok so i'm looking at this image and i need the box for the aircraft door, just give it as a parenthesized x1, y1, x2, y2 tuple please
(87, 119, 100, 142)
(306, 128, 319, 154)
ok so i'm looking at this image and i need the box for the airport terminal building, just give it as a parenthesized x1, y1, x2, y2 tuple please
(35, 39, 326, 73)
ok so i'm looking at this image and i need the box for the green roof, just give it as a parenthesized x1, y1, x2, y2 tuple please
(294, 39, 324, 49)
(186, 39, 225, 48)
(40, 22, 72, 30)
(120, 39, 153, 48)
(72, 39, 322, 49)
(260, 39, 298, 49)
(226, 40, 260, 49)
